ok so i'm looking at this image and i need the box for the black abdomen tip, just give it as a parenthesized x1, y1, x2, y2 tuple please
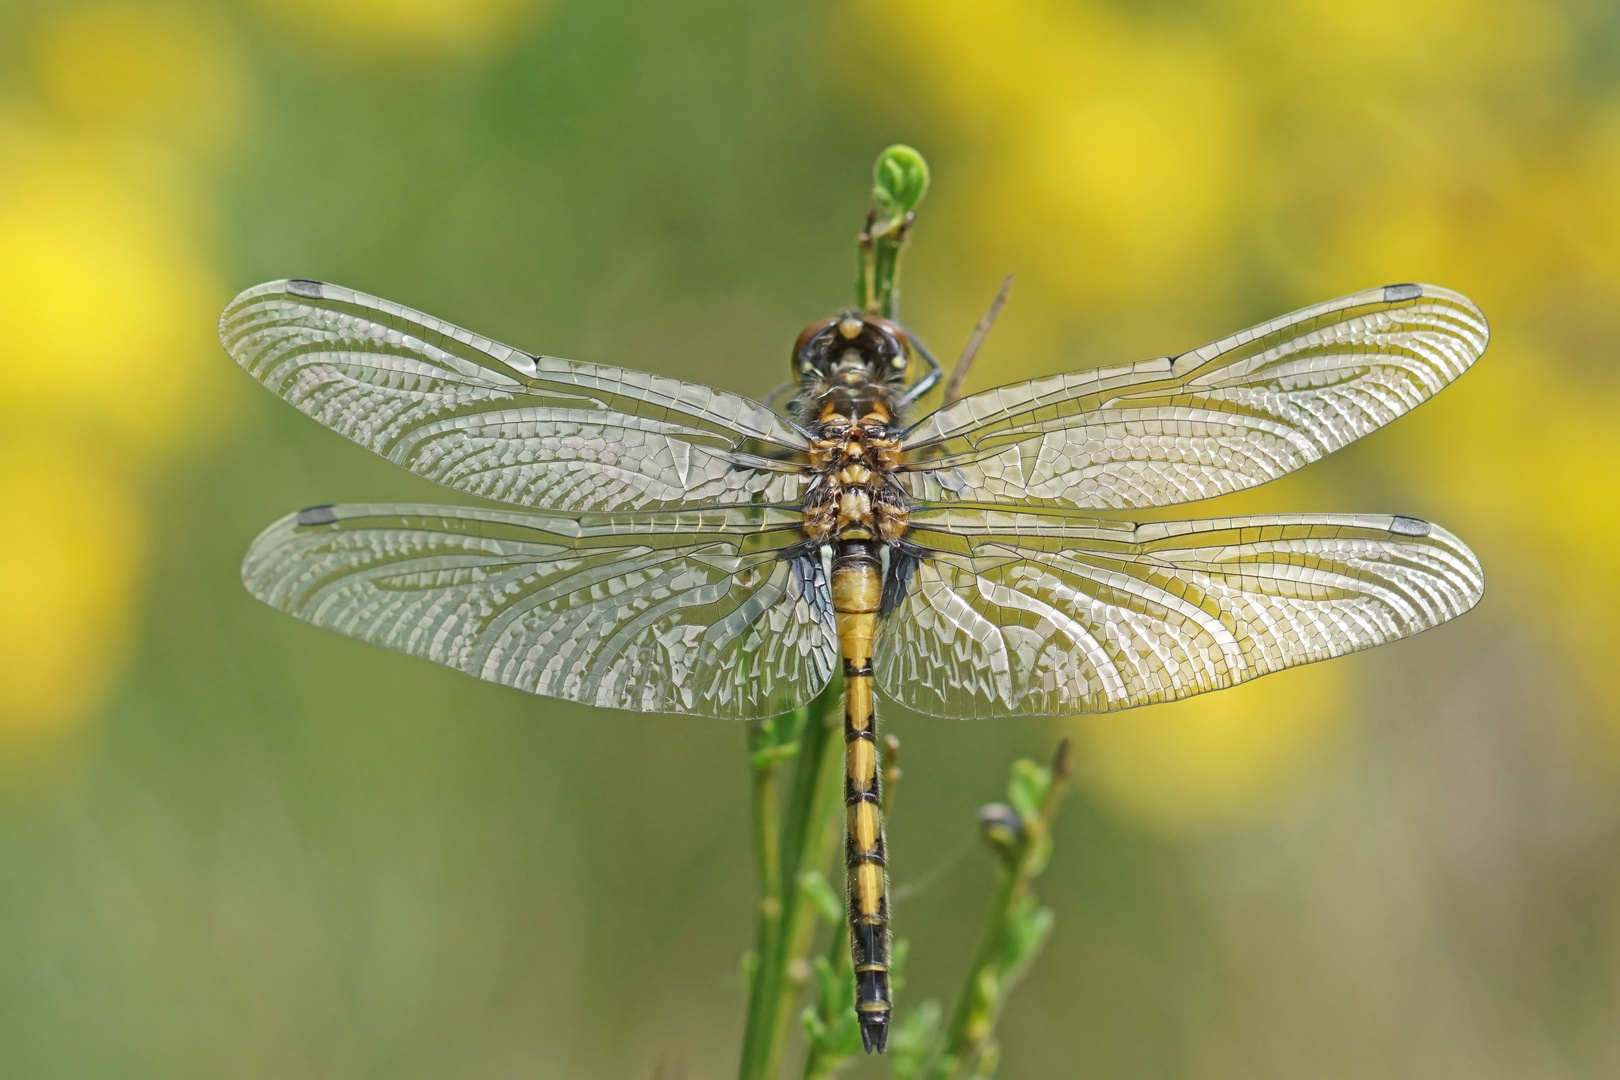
(859, 1012, 890, 1054)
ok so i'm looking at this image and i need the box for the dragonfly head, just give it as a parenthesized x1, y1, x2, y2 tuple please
(792, 314, 911, 392)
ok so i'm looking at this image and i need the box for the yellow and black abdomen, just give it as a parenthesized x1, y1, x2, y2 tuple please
(832, 539, 891, 1054)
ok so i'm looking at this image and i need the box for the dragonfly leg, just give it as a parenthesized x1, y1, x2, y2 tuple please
(895, 331, 942, 408)
(760, 379, 797, 411)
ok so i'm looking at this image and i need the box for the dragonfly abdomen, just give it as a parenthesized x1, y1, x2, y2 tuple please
(832, 539, 891, 1054)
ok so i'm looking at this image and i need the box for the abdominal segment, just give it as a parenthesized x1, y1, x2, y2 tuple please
(833, 545, 891, 1054)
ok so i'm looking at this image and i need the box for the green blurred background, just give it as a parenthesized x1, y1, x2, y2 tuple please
(3, 1, 1620, 1076)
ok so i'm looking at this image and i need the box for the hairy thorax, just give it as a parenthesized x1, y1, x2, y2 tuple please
(802, 397, 909, 546)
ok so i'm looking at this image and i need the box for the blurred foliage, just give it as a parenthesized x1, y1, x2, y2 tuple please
(0, 0, 1618, 1078)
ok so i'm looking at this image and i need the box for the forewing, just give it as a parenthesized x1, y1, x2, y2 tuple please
(876, 509, 1483, 718)
(242, 503, 835, 720)
(903, 284, 1486, 510)
(221, 280, 808, 512)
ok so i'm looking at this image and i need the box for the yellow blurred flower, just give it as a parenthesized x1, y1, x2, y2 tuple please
(31, 2, 245, 155)
(0, 445, 144, 750)
(0, 123, 227, 455)
(0, 3, 241, 756)
(868, 0, 1246, 332)
(0, 124, 223, 749)
(1073, 662, 1350, 831)
(253, 0, 556, 56)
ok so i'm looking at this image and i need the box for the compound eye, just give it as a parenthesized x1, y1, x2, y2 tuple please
(792, 317, 839, 369)
(837, 317, 863, 339)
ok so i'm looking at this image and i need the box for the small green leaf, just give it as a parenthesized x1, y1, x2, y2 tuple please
(776, 703, 808, 744)
(1000, 898, 1055, 982)
(748, 741, 799, 770)
(799, 869, 842, 927)
(811, 956, 842, 1011)
(888, 999, 943, 1080)
(749, 705, 807, 759)
(873, 144, 930, 222)
(1007, 758, 1049, 824)
(833, 1018, 862, 1058)
(1025, 832, 1054, 878)
(809, 956, 862, 1058)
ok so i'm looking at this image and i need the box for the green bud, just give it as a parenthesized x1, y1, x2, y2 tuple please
(978, 801, 1023, 860)
(873, 144, 930, 221)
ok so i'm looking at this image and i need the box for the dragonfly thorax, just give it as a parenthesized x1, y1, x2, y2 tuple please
(803, 405, 908, 547)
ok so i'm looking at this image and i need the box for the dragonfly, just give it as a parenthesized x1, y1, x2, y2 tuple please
(222, 277, 1486, 1054)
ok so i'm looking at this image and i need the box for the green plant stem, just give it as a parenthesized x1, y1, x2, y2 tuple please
(768, 689, 847, 1065)
(739, 717, 790, 1080)
(926, 743, 1073, 1080)
(857, 212, 914, 321)
(931, 873, 1016, 1079)
(738, 677, 844, 1080)
(753, 728, 786, 984)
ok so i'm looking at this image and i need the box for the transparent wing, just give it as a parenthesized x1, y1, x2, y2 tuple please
(876, 509, 1483, 718)
(242, 503, 835, 720)
(220, 280, 809, 512)
(903, 284, 1487, 510)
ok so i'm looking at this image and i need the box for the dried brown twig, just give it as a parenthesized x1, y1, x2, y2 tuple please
(941, 275, 1013, 405)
